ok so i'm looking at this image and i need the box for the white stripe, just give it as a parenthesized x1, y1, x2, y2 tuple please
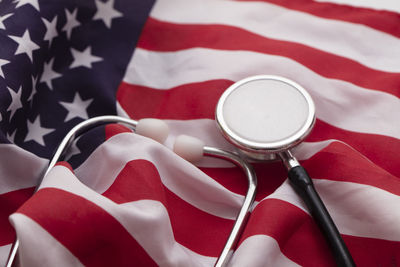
(229, 235, 300, 267)
(39, 166, 215, 267)
(0, 144, 47, 194)
(292, 139, 335, 162)
(314, 0, 400, 13)
(165, 119, 232, 151)
(120, 201, 216, 267)
(150, 0, 400, 73)
(266, 179, 308, 213)
(0, 244, 11, 267)
(314, 179, 400, 241)
(116, 101, 130, 118)
(9, 214, 84, 267)
(264, 178, 400, 242)
(125, 48, 400, 139)
(74, 133, 245, 220)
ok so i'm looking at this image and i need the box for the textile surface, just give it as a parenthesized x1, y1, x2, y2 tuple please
(0, 0, 399, 266)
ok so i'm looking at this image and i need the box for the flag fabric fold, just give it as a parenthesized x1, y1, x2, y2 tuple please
(0, 0, 399, 266)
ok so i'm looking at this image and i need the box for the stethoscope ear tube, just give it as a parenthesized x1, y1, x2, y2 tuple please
(288, 165, 355, 267)
(203, 146, 257, 267)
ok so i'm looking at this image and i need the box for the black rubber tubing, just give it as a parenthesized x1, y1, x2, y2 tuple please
(288, 166, 355, 267)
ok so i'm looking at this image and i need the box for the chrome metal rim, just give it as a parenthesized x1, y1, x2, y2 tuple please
(216, 75, 315, 155)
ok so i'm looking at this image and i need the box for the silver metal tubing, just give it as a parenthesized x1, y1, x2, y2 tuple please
(44, 115, 138, 179)
(5, 239, 19, 267)
(6, 115, 138, 267)
(204, 146, 257, 267)
(279, 150, 300, 170)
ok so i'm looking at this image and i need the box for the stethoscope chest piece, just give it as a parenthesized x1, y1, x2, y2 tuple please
(216, 75, 355, 267)
(216, 75, 315, 160)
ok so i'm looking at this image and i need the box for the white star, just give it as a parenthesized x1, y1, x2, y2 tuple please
(0, 59, 10, 78)
(0, 13, 12, 30)
(62, 8, 80, 39)
(42, 16, 58, 47)
(27, 75, 38, 102)
(64, 139, 81, 161)
(93, 0, 122, 28)
(7, 86, 23, 119)
(40, 58, 61, 89)
(9, 30, 40, 62)
(70, 46, 102, 69)
(7, 129, 16, 143)
(24, 115, 55, 146)
(59, 93, 93, 121)
(14, 0, 40, 11)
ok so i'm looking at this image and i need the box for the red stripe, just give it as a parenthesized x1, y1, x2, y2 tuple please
(102, 159, 166, 204)
(117, 80, 231, 120)
(0, 187, 34, 246)
(102, 159, 233, 256)
(241, 199, 334, 266)
(201, 161, 288, 202)
(104, 124, 132, 140)
(166, 187, 233, 257)
(138, 18, 400, 97)
(206, 139, 400, 198)
(202, 141, 400, 203)
(55, 161, 74, 172)
(238, 0, 400, 38)
(17, 188, 157, 267)
(342, 235, 400, 267)
(117, 81, 400, 177)
(303, 141, 400, 196)
(308, 120, 400, 177)
(241, 198, 400, 266)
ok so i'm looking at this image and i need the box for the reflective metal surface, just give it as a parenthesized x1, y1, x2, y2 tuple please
(216, 75, 315, 158)
(204, 146, 257, 267)
(279, 150, 300, 170)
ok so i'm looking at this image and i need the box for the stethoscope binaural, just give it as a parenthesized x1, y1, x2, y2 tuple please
(6, 75, 354, 267)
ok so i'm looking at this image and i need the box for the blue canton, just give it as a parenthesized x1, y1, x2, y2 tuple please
(0, 0, 155, 159)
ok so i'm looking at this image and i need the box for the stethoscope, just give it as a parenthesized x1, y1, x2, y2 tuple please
(6, 75, 355, 267)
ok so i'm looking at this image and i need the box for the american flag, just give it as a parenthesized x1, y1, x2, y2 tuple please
(0, 0, 399, 266)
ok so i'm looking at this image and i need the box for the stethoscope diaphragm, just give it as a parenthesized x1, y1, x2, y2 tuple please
(216, 75, 315, 160)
